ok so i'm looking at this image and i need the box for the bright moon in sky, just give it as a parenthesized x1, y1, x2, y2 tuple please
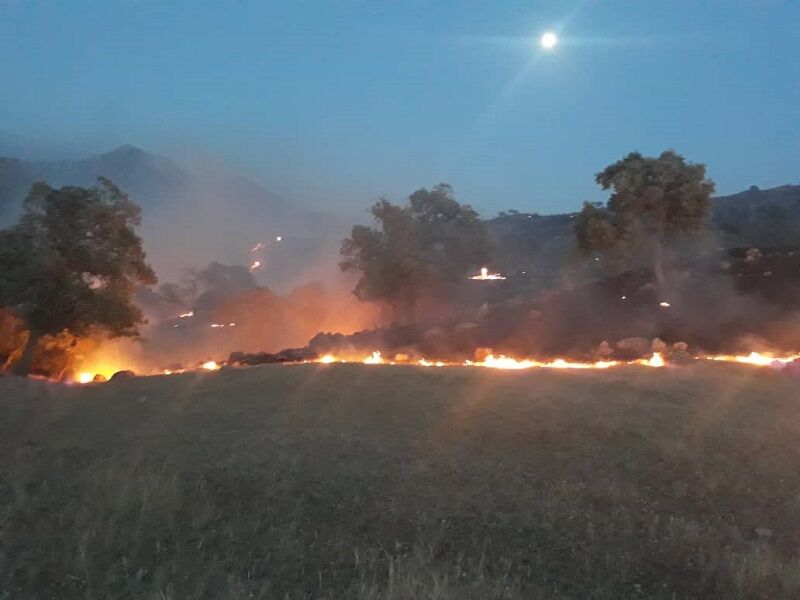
(540, 32, 558, 49)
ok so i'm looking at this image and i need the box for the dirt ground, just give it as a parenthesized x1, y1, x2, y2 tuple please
(1, 363, 800, 599)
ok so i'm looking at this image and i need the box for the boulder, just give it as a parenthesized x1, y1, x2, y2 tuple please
(110, 370, 136, 381)
(616, 337, 650, 356)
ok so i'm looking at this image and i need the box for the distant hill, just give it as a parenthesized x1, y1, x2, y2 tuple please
(0, 145, 350, 289)
(488, 184, 800, 278)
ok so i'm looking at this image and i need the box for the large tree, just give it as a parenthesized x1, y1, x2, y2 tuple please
(0, 178, 157, 375)
(340, 184, 490, 320)
(574, 150, 715, 289)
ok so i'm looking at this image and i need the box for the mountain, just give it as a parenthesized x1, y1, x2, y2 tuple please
(0, 145, 350, 289)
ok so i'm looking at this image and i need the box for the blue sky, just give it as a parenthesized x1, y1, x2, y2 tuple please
(1, 0, 797, 216)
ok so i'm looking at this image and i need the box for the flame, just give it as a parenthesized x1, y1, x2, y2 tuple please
(469, 267, 506, 281)
(637, 352, 665, 367)
(201, 361, 221, 371)
(701, 351, 800, 366)
(467, 354, 620, 370)
(363, 351, 383, 364)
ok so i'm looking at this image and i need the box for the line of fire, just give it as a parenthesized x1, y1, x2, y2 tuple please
(1, 153, 800, 383)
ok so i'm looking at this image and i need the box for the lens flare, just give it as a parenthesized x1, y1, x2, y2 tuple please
(540, 32, 558, 49)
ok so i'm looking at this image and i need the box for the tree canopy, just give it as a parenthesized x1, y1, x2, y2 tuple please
(0, 178, 156, 374)
(340, 184, 490, 319)
(574, 150, 715, 285)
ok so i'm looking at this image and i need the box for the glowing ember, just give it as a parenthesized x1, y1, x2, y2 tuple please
(251, 242, 265, 252)
(275, 235, 282, 242)
(250, 260, 262, 271)
(177, 310, 194, 319)
(659, 301, 671, 308)
(201, 361, 221, 371)
(469, 267, 506, 281)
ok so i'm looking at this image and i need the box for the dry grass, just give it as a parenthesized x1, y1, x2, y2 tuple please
(1, 363, 800, 599)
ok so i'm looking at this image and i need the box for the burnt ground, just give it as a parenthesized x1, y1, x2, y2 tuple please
(2, 363, 800, 599)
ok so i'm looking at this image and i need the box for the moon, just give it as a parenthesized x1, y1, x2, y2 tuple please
(540, 32, 558, 50)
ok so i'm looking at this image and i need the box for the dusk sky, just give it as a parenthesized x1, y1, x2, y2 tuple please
(1, 0, 797, 215)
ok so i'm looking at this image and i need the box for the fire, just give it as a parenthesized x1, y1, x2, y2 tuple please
(201, 360, 221, 371)
(249, 260, 262, 271)
(637, 352, 665, 367)
(467, 354, 620, 370)
(469, 267, 506, 281)
(363, 351, 383, 364)
(702, 351, 800, 366)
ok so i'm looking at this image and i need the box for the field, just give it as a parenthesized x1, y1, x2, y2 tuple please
(2, 363, 800, 599)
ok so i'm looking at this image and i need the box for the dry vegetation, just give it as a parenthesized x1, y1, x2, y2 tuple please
(2, 363, 800, 599)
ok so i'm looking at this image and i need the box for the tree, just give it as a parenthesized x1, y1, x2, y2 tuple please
(0, 178, 157, 375)
(340, 184, 491, 320)
(574, 150, 715, 289)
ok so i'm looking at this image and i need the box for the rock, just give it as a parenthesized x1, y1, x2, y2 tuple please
(616, 337, 651, 356)
(110, 370, 136, 381)
(594, 341, 613, 358)
(228, 351, 246, 364)
(745, 248, 762, 263)
(651, 338, 667, 352)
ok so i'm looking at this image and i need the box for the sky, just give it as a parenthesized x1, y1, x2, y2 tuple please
(0, 0, 798, 216)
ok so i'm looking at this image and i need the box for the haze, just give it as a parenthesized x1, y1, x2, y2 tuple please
(1, 0, 797, 216)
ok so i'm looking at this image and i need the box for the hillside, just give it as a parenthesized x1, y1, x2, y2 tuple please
(488, 184, 800, 279)
(0, 145, 349, 288)
(2, 363, 800, 599)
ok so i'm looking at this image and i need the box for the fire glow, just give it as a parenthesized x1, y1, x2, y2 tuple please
(68, 347, 800, 385)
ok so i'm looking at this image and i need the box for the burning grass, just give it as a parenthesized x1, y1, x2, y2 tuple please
(2, 363, 800, 598)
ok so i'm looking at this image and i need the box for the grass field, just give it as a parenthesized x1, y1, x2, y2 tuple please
(2, 363, 800, 599)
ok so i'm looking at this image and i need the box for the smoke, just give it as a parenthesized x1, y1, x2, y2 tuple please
(110, 261, 385, 372)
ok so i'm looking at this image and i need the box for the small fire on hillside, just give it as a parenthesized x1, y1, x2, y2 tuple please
(469, 267, 506, 281)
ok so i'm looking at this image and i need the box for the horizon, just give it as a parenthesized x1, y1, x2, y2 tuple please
(1, 1, 798, 216)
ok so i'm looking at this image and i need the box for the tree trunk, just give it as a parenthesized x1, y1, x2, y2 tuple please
(12, 331, 40, 376)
